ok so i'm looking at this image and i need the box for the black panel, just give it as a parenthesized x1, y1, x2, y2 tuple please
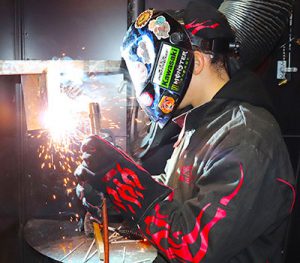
(0, 0, 16, 59)
(146, 0, 187, 10)
(23, 0, 127, 60)
(0, 76, 19, 216)
(0, 75, 21, 262)
(260, 2, 300, 135)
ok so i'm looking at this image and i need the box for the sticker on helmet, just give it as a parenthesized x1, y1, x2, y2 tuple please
(135, 10, 153, 29)
(158, 95, 175, 114)
(139, 92, 154, 107)
(152, 43, 191, 93)
(129, 61, 149, 85)
(148, 16, 170, 40)
(137, 40, 151, 64)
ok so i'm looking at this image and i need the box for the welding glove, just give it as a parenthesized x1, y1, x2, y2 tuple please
(73, 135, 132, 220)
(74, 135, 171, 222)
(75, 182, 103, 236)
(75, 182, 103, 218)
(74, 135, 128, 192)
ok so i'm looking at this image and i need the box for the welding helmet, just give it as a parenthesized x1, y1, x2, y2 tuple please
(121, 10, 194, 128)
(121, 2, 236, 128)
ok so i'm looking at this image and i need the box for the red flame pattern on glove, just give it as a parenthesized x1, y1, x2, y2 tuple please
(106, 163, 145, 214)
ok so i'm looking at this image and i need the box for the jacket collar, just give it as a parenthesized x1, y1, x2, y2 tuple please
(173, 69, 274, 130)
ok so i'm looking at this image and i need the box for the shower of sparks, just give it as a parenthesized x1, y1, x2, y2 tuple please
(27, 69, 128, 221)
(29, 129, 83, 196)
(27, 86, 88, 218)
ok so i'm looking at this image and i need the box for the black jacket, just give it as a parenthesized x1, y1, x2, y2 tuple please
(104, 70, 295, 262)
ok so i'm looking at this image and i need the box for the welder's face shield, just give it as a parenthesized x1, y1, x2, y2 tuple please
(121, 10, 194, 128)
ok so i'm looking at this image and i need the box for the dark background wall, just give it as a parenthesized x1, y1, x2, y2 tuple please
(23, 0, 127, 60)
(0, 0, 17, 59)
(0, 76, 20, 263)
(146, 0, 223, 9)
(0, 0, 299, 262)
(0, 0, 127, 60)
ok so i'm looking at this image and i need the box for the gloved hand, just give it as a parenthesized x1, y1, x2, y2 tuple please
(74, 135, 126, 192)
(75, 182, 103, 220)
(74, 135, 118, 220)
(74, 134, 171, 222)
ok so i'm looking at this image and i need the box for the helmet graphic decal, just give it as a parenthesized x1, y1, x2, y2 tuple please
(137, 40, 152, 64)
(148, 16, 171, 40)
(152, 43, 190, 94)
(135, 10, 154, 29)
(158, 96, 175, 114)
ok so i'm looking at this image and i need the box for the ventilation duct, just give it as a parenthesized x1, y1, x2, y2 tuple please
(219, 0, 295, 68)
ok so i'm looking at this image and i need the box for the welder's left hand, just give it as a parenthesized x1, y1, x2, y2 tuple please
(75, 182, 103, 223)
(74, 134, 171, 222)
(74, 135, 126, 191)
(81, 135, 119, 172)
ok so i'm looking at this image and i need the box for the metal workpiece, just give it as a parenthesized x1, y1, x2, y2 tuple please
(24, 219, 156, 263)
(127, 0, 146, 26)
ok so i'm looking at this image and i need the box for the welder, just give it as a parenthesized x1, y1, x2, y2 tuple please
(74, 1, 295, 262)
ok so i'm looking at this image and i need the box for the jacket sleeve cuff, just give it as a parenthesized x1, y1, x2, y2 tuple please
(103, 162, 172, 222)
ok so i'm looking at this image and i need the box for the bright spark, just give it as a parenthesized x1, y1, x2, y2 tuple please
(28, 69, 127, 222)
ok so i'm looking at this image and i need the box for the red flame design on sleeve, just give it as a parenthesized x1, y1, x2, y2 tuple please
(143, 163, 245, 262)
(179, 165, 194, 185)
(106, 163, 145, 214)
(185, 20, 220, 35)
(144, 203, 226, 262)
(220, 163, 244, 206)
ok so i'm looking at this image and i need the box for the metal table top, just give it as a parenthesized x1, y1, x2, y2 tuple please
(24, 219, 157, 263)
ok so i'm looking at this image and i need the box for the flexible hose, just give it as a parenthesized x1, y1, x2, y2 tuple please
(219, 0, 295, 68)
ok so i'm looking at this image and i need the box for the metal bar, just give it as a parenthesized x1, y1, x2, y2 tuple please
(93, 222, 104, 260)
(60, 240, 86, 262)
(127, 0, 146, 26)
(102, 198, 109, 263)
(122, 247, 126, 263)
(14, 0, 25, 60)
(111, 240, 141, 244)
(82, 239, 95, 263)
(288, 12, 293, 69)
(132, 0, 145, 21)
(89, 102, 101, 134)
(132, 259, 152, 263)
(85, 249, 98, 262)
(16, 82, 25, 262)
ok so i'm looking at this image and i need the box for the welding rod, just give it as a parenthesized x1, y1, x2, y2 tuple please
(102, 197, 110, 263)
(82, 238, 95, 263)
(89, 102, 101, 134)
(89, 101, 109, 262)
(85, 249, 98, 262)
(60, 240, 86, 262)
(110, 240, 141, 244)
(122, 246, 126, 263)
(132, 259, 152, 263)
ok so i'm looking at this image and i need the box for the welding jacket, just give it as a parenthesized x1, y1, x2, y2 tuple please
(98, 70, 295, 263)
